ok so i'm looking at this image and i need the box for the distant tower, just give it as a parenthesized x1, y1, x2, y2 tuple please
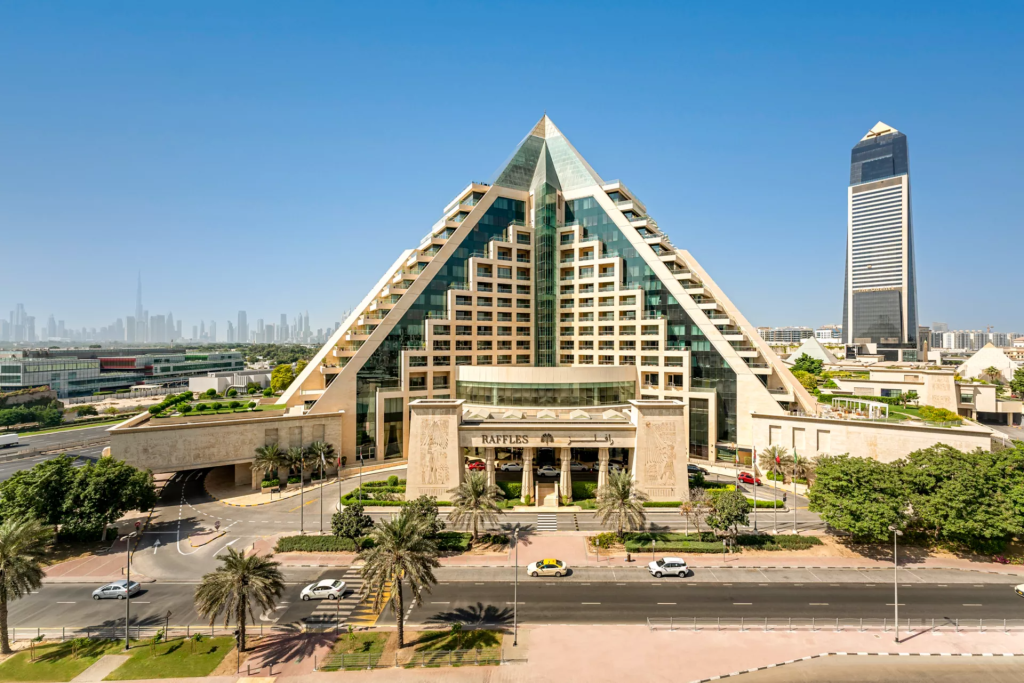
(842, 122, 919, 361)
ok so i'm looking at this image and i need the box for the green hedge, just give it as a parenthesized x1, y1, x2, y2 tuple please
(435, 532, 471, 552)
(623, 532, 823, 553)
(261, 478, 280, 488)
(625, 540, 728, 554)
(497, 481, 522, 499)
(275, 535, 367, 552)
(362, 480, 407, 488)
(571, 481, 599, 500)
(740, 534, 822, 550)
(752, 499, 786, 508)
(643, 501, 682, 507)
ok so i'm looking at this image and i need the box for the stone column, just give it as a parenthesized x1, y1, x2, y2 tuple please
(597, 447, 610, 494)
(484, 447, 496, 489)
(521, 448, 535, 505)
(558, 447, 572, 503)
(250, 465, 262, 491)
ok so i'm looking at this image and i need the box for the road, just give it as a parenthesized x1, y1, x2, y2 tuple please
(17, 575, 1022, 631)
(401, 580, 1024, 626)
(0, 424, 113, 482)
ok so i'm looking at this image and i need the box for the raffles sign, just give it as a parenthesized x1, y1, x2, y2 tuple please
(479, 434, 530, 445)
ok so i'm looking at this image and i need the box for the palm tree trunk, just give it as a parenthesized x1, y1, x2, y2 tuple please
(472, 515, 478, 541)
(237, 599, 246, 652)
(0, 590, 10, 655)
(395, 574, 405, 649)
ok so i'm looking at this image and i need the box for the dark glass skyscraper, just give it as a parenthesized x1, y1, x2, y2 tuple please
(842, 122, 919, 362)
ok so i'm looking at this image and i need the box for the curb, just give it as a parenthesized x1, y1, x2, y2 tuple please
(688, 651, 1024, 682)
(189, 530, 227, 548)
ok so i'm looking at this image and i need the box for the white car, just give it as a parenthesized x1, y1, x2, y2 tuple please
(300, 579, 347, 601)
(568, 462, 591, 472)
(535, 465, 559, 477)
(648, 557, 690, 578)
(92, 580, 141, 600)
(1015, 584, 1024, 599)
(499, 462, 524, 472)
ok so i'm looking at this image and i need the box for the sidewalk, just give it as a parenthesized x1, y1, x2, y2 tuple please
(254, 624, 1024, 683)
(204, 462, 408, 507)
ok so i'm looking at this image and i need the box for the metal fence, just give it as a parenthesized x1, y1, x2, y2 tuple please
(647, 617, 1024, 634)
(9, 624, 265, 643)
(405, 649, 503, 668)
(318, 652, 391, 670)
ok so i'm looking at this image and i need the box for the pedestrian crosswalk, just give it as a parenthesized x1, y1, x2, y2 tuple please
(302, 566, 366, 629)
(536, 513, 557, 531)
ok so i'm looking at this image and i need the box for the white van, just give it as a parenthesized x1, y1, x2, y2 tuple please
(0, 434, 19, 448)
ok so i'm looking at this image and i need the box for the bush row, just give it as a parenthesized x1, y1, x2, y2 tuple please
(435, 532, 471, 552)
(497, 481, 522, 499)
(571, 481, 599, 500)
(148, 391, 194, 415)
(275, 535, 369, 552)
(625, 540, 728, 554)
(362, 477, 406, 488)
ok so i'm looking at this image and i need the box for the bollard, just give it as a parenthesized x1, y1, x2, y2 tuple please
(835, 618, 839, 633)
(669, 616, 673, 631)
(764, 618, 767, 633)
(955, 618, 959, 633)
(859, 618, 864, 633)
(788, 617, 792, 633)
(1004, 619, 1007, 634)
(811, 617, 815, 632)
(62, 627, 65, 642)
(741, 617, 745, 632)
(883, 617, 887, 633)
(313, 655, 317, 672)
(247, 664, 250, 676)
(717, 617, 720, 632)
(980, 619, 983, 633)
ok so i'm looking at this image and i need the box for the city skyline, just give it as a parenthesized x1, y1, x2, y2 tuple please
(1, 275, 344, 345)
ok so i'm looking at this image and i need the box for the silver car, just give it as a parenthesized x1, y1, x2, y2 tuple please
(300, 579, 347, 601)
(648, 557, 689, 578)
(92, 580, 141, 600)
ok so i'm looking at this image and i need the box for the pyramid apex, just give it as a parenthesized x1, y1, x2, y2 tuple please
(529, 114, 562, 140)
(861, 121, 899, 141)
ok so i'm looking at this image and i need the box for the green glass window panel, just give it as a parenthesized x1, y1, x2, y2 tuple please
(565, 197, 738, 445)
(533, 182, 557, 366)
(354, 199, 525, 446)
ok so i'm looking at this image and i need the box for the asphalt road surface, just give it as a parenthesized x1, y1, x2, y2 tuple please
(402, 581, 1024, 626)
(18, 578, 1021, 632)
(7, 423, 113, 453)
(0, 449, 101, 482)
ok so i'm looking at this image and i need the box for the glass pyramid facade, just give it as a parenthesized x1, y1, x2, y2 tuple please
(280, 116, 814, 463)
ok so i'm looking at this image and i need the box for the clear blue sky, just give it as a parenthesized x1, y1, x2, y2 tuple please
(2, 1, 1021, 335)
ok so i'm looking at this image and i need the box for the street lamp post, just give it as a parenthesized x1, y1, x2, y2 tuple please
(512, 523, 521, 647)
(888, 525, 903, 643)
(123, 531, 137, 650)
(319, 457, 324, 534)
(750, 410, 757, 532)
(792, 455, 798, 534)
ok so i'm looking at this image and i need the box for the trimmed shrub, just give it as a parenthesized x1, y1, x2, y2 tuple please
(643, 501, 682, 508)
(261, 478, 280, 488)
(590, 532, 618, 549)
(435, 532, 472, 552)
(274, 535, 368, 552)
(478, 533, 510, 546)
(738, 534, 822, 551)
(625, 540, 727, 554)
(387, 475, 400, 486)
(497, 481, 522, 500)
(287, 475, 300, 484)
(571, 481, 598, 500)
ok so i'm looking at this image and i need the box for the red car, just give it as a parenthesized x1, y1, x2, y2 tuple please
(466, 460, 486, 471)
(737, 471, 762, 486)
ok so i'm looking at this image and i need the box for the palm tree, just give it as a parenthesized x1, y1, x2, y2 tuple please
(983, 365, 1003, 384)
(251, 443, 287, 488)
(285, 446, 313, 532)
(358, 509, 440, 649)
(194, 547, 284, 653)
(446, 472, 504, 541)
(596, 469, 649, 537)
(785, 451, 816, 484)
(758, 444, 788, 483)
(0, 519, 53, 653)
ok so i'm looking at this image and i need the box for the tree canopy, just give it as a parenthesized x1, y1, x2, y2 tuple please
(270, 365, 295, 393)
(791, 353, 824, 376)
(1009, 367, 1024, 398)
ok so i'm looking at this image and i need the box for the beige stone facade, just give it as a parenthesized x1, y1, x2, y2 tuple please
(752, 413, 992, 464)
(109, 410, 343, 482)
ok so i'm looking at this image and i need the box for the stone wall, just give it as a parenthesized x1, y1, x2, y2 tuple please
(630, 400, 689, 501)
(109, 411, 343, 474)
(752, 413, 991, 464)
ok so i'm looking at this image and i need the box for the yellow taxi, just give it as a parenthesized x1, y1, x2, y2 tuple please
(527, 558, 568, 577)
(1015, 584, 1024, 598)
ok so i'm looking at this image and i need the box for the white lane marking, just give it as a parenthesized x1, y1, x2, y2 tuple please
(809, 603, 829, 606)
(581, 602, 601, 605)
(211, 539, 238, 556)
(963, 603, 983, 606)
(733, 602, 752, 605)
(657, 602, 676, 605)
(56, 601, 76, 604)
(431, 601, 450, 604)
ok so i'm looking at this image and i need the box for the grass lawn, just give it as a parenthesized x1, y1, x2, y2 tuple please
(16, 418, 126, 436)
(0, 640, 123, 682)
(331, 632, 388, 655)
(412, 629, 503, 652)
(104, 636, 234, 680)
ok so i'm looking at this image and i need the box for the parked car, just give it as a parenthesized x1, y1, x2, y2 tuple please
(92, 580, 141, 600)
(568, 462, 591, 472)
(1015, 584, 1024, 598)
(686, 463, 708, 475)
(608, 462, 625, 473)
(466, 460, 486, 471)
(535, 465, 559, 477)
(737, 471, 762, 486)
(300, 579, 347, 601)
(648, 557, 690, 578)
(527, 558, 568, 577)
(499, 461, 524, 472)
